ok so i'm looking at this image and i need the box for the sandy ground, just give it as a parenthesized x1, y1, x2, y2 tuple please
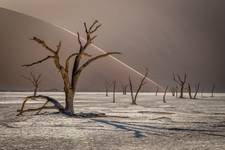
(0, 92, 225, 150)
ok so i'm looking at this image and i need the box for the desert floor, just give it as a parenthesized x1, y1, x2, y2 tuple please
(0, 92, 225, 150)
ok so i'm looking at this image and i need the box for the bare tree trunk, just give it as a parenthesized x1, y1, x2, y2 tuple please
(64, 90, 75, 115)
(129, 69, 148, 105)
(34, 86, 38, 96)
(193, 82, 200, 99)
(188, 82, 200, 99)
(105, 80, 111, 97)
(123, 86, 127, 95)
(188, 83, 192, 99)
(163, 86, 168, 103)
(113, 81, 116, 103)
(155, 87, 159, 96)
(173, 73, 187, 98)
(175, 86, 178, 98)
(211, 84, 215, 97)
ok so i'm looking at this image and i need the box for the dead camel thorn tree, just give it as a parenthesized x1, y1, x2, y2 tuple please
(163, 86, 169, 103)
(104, 80, 111, 97)
(155, 87, 159, 96)
(112, 80, 116, 103)
(120, 82, 128, 95)
(128, 69, 148, 105)
(22, 72, 42, 96)
(187, 82, 200, 99)
(211, 84, 215, 97)
(173, 73, 187, 98)
(19, 20, 121, 116)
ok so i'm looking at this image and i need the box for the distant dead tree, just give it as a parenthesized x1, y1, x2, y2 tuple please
(175, 85, 178, 97)
(155, 87, 159, 96)
(120, 82, 128, 95)
(173, 73, 187, 98)
(18, 20, 120, 116)
(211, 84, 215, 97)
(22, 72, 42, 96)
(128, 69, 148, 105)
(163, 86, 169, 103)
(113, 80, 116, 103)
(104, 80, 111, 97)
(187, 82, 200, 99)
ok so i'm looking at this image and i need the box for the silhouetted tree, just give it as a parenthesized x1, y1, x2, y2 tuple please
(113, 80, 116, 103)
(175, 85, 178, 97)
(188, 82, 200, 99)
(173, 73, 187, 98)
(155, 87, 159, 96)
(22, 72, 42, 96)
(18, 20, 120, 116)
(163, 86, 169, 103)
(129, 69, 148, 105)
(211, 84, 215, 97)
(120, 82, 128, 95)
(104, 80, 111, 97)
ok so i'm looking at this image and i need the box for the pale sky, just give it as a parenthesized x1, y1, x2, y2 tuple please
(0, 0, 225, 92)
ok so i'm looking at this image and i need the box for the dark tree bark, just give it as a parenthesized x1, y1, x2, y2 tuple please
(173, 73, 187, 98)
(175, 85, 178, 98)
(113, 81, 116, 103)
(21, 20, 121, 116)
(22, 72, 42, 96)
(187, 83, 192, 99)
(104, 80, 111, 97)
(163, 86, 169, 103)
(193, 82, 200, 99)
(155, 87, 159, 96)
(129, 69, 148, 105)
(211, 84, 215, 97)
(187, 82, 200, 99)
(120, 82, 128, 95)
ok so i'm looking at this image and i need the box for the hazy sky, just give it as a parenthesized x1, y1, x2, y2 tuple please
(0, 0, 225, 92)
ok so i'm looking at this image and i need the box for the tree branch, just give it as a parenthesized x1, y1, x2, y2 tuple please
(76, 52, 121, 74)
(31, 36, 56, 54)
(56, 41, 61, 54)
(22, 56, 54, 67)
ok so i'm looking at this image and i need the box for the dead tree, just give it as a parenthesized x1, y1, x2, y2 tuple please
(187, 82, 200, 99)
(173, 73, 187, 98)
(128, 69, 148, 105)
(175, 85, 178, 97)
(163, 86, 169, 103)
(19, 20, 120, 116)
(22, 72, 42, 96)
(113, 81, 116, 103)
(193, 83, 200, 99)
(120, 82, 128, 95)
(155, 87, 159, 96)
(104, 80, 111, 97)
(211, 84, 215, 97)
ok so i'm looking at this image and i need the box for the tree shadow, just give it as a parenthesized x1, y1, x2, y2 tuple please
(92, 119, 169, 138)
(93, 119, 225, 138)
